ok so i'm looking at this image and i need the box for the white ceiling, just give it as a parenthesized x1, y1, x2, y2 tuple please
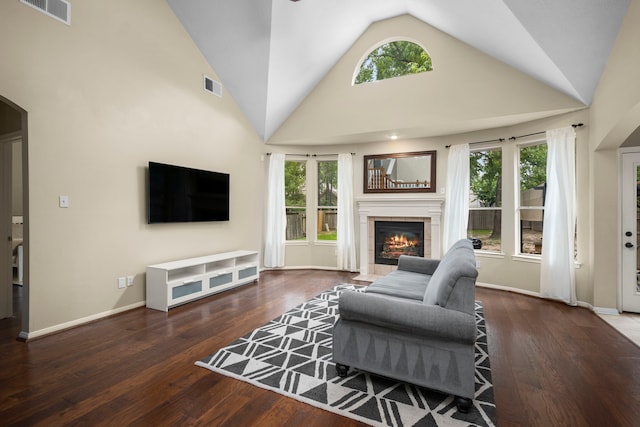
(166, 0, 629, 143)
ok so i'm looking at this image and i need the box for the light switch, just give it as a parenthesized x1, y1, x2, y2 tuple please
(59, 195, 69, 208)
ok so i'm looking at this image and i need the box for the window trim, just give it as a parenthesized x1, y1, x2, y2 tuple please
(284, 159, 308, 243)
(284, 156, 338, 245)
(315, 158, 338, 243)
(516, 139, 547, 257)
(468, 144, 503, 254)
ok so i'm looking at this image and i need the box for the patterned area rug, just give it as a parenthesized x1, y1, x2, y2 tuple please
(196, 284, 496, 426)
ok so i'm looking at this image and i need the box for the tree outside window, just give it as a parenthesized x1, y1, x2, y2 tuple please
(317, 160, 337, 241)
(354, 40, 433, 84)
(518, 143, 547, 254)
(285, 160, 306, 241)
(469, 148, 502, 251)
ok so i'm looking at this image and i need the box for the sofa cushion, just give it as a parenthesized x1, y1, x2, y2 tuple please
(366, 270, 430, 301)
(423, 239, 477, 307)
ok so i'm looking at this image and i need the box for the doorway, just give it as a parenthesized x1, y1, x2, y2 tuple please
(0, 95, 28, 337)
(621, 151, 640, 313)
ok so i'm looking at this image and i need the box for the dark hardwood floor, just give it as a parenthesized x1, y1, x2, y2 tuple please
(1, 270, 639, 426)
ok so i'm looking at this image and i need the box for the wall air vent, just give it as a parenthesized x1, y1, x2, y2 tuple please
(203, 75, 223, 98)
(21, 0, 70, 25)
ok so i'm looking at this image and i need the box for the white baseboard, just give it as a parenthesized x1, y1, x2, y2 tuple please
(20, 301, 146, 341)
(593, 307, 620, 315)
(476, 281, 614, 314)
(476, 281, 541, 298)
(261, 265, 352, 272)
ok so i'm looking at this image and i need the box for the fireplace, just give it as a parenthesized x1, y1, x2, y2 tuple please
(357, 198, 443, 277)
(375, 221, 424, 265)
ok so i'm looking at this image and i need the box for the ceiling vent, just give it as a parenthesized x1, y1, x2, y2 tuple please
(203, 75, 222, 98)
(21, 0, 70, 25)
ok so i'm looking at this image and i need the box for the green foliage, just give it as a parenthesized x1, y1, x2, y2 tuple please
(285, 161, 306, 207)
(469, 144, 548, 206)
(470, 150, 502, 207)
(519, 144, 547, 191)
(318, 161, 337, 206)
(317, 231, 337, 240)
(355, 41, 433, 84)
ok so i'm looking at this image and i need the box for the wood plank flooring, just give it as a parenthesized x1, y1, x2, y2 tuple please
(1, 270, 639, 426)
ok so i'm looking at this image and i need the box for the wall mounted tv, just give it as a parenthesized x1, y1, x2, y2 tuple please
(148, 161, 229, 223)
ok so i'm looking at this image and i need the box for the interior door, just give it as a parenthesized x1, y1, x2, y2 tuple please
(621, 151, 640, 313)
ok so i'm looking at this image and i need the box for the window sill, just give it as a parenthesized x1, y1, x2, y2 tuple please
(511, 254, 582, 268)
(511, 254, 542, 264)
(314, 240, 337, 246)
(286, 241, 308, 246)
(474, 251, 505, 259)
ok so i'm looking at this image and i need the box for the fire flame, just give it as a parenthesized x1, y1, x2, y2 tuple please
(385, 234, 417, 249)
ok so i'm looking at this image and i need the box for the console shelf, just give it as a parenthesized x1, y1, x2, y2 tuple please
(146, 250, 259, 311)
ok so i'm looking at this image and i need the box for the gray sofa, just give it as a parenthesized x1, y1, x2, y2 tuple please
(332, 238, 478, 412)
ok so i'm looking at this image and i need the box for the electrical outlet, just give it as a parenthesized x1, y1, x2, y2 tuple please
(476, 260, 481, 269)
(117, 277, 126, 289)
(127, 275, 134, 287)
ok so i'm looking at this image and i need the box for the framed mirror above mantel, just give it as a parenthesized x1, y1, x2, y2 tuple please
(364, 150, 436, 193)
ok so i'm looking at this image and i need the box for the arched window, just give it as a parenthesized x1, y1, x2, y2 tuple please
(354, 40, 432, 85)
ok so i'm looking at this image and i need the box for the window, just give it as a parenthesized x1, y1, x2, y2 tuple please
(354, 40, 432, 85)
(317, 160, 337, 241)
(468, 147, 502, 252)
(518, 143, 547, 255)
(284, 158, 339, 242)
(285, 160, 307, 241)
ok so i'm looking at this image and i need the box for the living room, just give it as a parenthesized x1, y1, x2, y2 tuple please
(1, 0, 640, 425)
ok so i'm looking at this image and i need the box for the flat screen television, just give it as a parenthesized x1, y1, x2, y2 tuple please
(148, 161, 229, 223)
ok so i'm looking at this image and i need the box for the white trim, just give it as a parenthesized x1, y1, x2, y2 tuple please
(261, 265, 347, 272)
(313, 240, 337, 246)
(475, 251, 505, 259)
(511, 254, 542, 263)
(19, 301, 146, 340)
(593, 306, 620, 316)
(476, 281, 541, 298)
(357, 197, 444, 275)
(477, 281, 617, 314)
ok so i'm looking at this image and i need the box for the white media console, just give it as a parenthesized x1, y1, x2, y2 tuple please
(146, 250, 259, 311)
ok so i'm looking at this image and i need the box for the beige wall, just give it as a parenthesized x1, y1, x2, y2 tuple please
(267, 12, 596, 304)
(0, 0, 264, 335)
(589, 0, 640, 309)
(271, 110, 592, 301)
(269, 2, 640, 311)
(4, 0, 639, 335)
(269, 14, 584, 145)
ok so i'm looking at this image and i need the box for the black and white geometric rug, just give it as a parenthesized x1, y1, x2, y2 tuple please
(196, 284, 497, 426)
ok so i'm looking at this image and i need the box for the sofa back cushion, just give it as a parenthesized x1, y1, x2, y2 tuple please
(423, 239, 477, 307)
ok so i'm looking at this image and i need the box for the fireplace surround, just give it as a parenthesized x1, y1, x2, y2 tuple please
(358, 198, 443, 277)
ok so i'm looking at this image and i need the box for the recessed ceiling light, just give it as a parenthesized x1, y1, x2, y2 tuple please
(390, 135, 398, 140)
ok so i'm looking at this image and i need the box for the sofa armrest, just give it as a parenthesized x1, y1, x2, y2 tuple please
(339, 291, 476, 344)
(397, 255, 440, 275)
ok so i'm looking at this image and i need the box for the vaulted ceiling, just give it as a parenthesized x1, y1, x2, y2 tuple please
(166, 0, 629, 144)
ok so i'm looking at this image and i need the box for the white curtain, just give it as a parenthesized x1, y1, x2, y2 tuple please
(442, 143, 470, 254)
(264, 153, 286, 268)
(540, 127, 577, 305)
(337, 153, 357, 271)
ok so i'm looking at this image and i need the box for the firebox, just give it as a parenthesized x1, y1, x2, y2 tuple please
(374, 221, 424, 265)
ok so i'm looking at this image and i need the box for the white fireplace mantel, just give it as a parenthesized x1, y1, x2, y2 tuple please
(357, 197, 444, 275)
